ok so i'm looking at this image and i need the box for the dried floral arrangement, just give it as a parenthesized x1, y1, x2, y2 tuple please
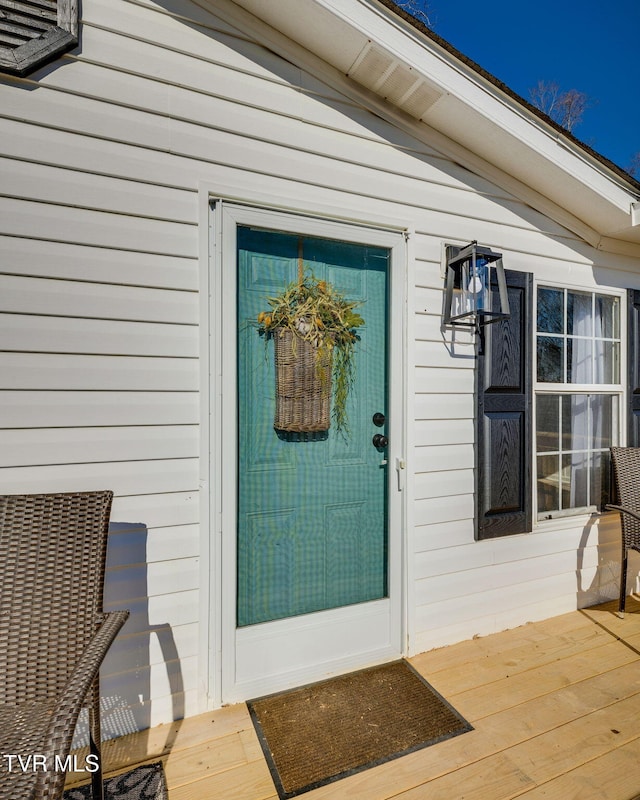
(257, 272, 364, 434)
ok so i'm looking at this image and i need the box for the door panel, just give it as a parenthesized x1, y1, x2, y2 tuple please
(237, 226, 389, 627)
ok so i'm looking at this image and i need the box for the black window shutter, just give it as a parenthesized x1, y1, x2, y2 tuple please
(476, 269, 533, 540)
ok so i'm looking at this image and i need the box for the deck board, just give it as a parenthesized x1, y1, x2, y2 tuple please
(66, 600, 640, 799)
(515, 738, 640, 799)
(453, 641, 638, 719)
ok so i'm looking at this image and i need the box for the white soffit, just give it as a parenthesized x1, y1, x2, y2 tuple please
(347, 41, 445, 120)
(229, 0, 640, 245)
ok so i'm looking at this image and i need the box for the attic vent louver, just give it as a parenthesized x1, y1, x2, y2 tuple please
(0, 0, 78, 76)
(348, 41, 443, 120)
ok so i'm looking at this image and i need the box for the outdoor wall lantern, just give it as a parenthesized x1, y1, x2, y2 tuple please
(443, 240, 510, 331)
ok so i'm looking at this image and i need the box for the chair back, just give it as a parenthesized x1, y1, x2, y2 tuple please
(0, 491, 113, 705)
(610, 447, 640, 551)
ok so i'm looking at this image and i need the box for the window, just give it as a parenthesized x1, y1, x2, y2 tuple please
(476, 271, 635, 540)
(535, 286, 622, 518)
(0, 1, 78, 77)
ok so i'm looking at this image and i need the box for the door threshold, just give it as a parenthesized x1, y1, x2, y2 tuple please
(230, 645, 401, 704)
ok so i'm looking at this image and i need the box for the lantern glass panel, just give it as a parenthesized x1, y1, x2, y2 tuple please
(460, 257, 489, 317)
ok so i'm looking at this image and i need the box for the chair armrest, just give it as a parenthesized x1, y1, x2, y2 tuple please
(36, 611, 129, 793)
(605, 504, 640, 523)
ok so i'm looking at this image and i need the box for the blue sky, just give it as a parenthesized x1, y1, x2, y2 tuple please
(424, 0, 639, 174)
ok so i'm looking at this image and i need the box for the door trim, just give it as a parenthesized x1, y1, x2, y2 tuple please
(207, 199, 408, 704)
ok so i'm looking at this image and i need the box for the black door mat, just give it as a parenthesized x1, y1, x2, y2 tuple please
(248, 659, 472, 799)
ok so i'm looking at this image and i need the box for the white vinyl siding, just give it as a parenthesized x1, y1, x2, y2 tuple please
(1, 0, 639, 729)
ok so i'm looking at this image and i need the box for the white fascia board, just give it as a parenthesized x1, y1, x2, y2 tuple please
(322, 0, 636, 212)
(232, 0, 638, 236)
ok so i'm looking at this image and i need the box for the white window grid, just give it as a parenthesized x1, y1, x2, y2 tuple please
(533, 282, 625, 521)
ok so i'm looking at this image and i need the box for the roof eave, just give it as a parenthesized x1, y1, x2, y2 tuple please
(229, 0, 640, 246)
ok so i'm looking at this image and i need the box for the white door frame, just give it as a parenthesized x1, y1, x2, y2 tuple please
(203, 193, 410, 706)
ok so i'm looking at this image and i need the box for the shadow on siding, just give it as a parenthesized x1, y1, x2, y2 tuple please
(576, 515, 639, 609)
(72, 521, 185, 753)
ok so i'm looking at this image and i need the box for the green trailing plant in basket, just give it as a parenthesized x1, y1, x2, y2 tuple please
(257, 272, 364, 434)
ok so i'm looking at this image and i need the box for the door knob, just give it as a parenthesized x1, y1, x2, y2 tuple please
(372, 433, 388, 448)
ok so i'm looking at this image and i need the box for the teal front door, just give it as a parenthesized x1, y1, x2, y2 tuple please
(237, 226, 390, 628)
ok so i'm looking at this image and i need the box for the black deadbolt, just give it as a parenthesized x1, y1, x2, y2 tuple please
(372, 412, 386, 427)
(372, 433, 388, 448)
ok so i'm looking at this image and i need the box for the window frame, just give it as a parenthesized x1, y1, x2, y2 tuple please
(533, 279, 626, 523)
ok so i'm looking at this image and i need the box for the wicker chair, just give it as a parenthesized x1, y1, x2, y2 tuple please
(606, 447, 640, 617)
(0, 491, 129, 800)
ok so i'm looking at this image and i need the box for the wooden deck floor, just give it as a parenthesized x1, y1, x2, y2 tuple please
(68, 600, 640, 799)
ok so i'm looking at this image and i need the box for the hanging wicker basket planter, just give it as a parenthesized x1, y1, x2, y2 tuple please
(273, 329, 332, 432)
(257, 266, 364, 436)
